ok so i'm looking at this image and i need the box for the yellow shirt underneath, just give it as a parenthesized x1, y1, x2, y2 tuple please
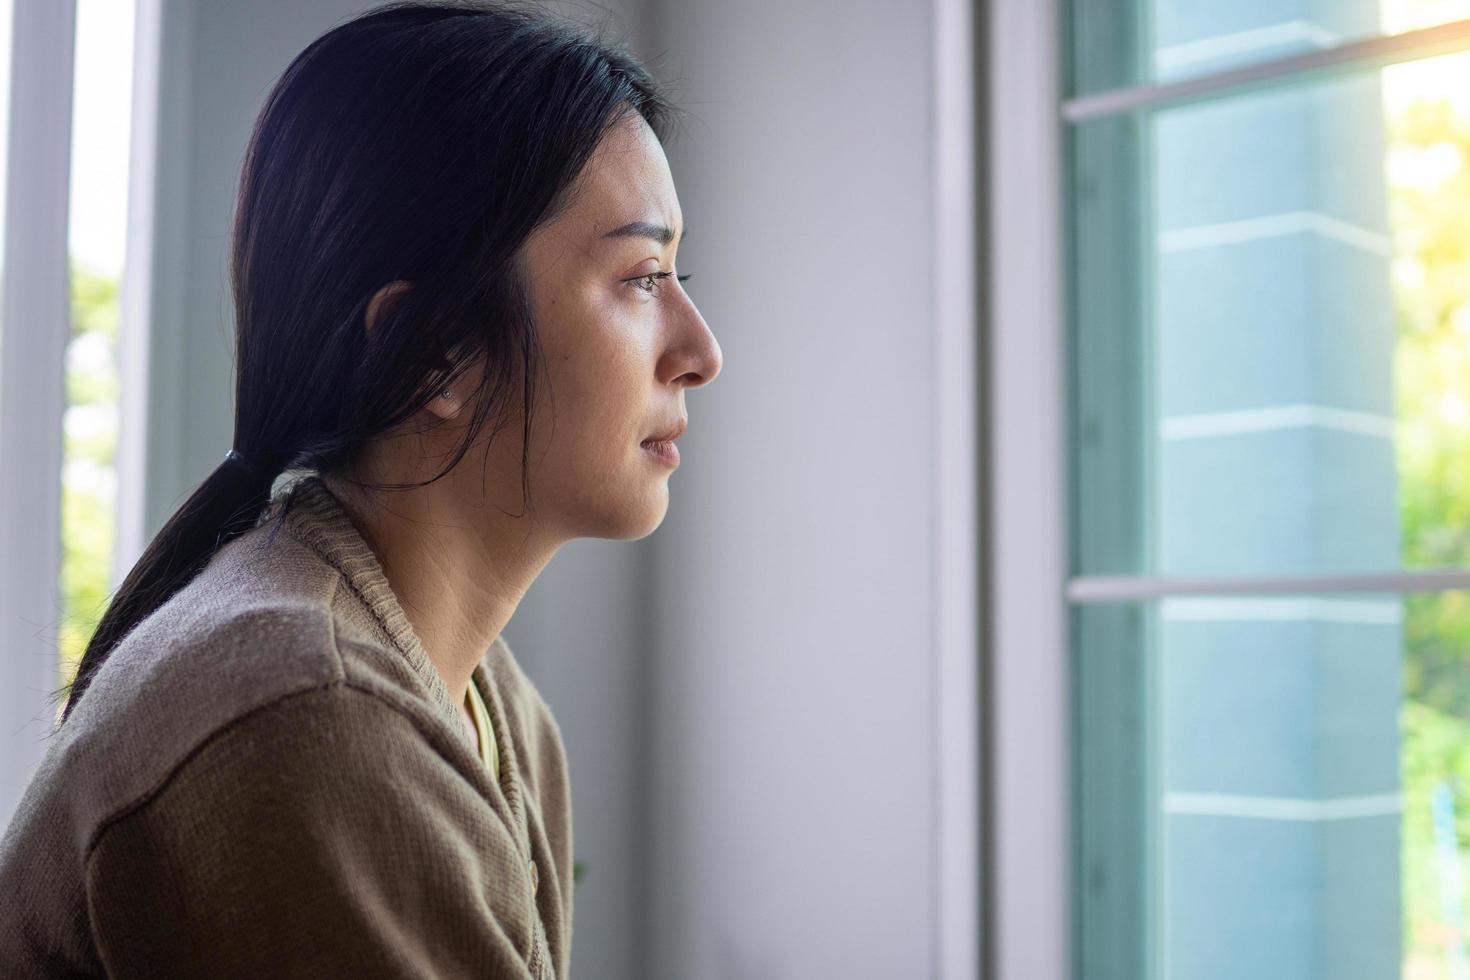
(465, 676, 501, 784)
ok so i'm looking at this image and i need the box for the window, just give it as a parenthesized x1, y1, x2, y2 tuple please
(60, 0, 136, 709)
(1066, 3, 1470, 979)
(0, 0, 145, 827)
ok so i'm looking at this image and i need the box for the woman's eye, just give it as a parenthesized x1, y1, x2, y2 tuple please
(631, 271, 693, 296)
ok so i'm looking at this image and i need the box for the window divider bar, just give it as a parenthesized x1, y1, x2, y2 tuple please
(1062, 16, 1470, 123)
(113, 0, 162, 589)
(1068, 569, 1470, 602)
(931, 0, 980, 972)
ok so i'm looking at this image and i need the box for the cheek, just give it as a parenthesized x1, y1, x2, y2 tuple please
(533, 288, 653, 458)
(542, 336, 645, 458)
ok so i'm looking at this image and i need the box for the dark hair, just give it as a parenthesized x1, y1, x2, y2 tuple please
(54, 0, 680, 726)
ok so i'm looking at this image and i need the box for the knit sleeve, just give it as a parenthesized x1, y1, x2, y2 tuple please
(82, 683, 542, 980)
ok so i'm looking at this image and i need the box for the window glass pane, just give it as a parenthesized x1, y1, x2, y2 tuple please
(1070, 0, 1470, 98)
(1071, 53, 1470, 578)
(1074, 589, 1470, 980)
(59, 0, 135, 691)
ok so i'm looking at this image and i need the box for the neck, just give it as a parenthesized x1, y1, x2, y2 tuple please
(320, 461, 557, 706)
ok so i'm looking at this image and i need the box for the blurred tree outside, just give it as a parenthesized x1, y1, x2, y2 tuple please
(58, 258, 118, 693)
(1389, 80, 1470, 976)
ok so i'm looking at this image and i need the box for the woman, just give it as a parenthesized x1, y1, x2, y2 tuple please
(0, 1, 720, 977)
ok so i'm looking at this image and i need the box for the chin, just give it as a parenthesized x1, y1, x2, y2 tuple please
(578, 488, 670, 541)
(628, 499, 670, 540)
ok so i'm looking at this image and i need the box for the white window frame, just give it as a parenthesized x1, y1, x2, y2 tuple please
(113, 0, 161, 591)
(0, 0, 76, 827)
(985, 8, 1470, 980)
(0, 0, 158, 828)
(985, 1, 1070, 978)
(933, 0, 981, 976)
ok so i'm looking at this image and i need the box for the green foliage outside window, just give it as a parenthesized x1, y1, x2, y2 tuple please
(1391, 94, 1470, 970)
(57, 259, 118, 693)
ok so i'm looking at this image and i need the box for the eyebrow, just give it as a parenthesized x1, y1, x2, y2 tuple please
(601, 220, 685, 247)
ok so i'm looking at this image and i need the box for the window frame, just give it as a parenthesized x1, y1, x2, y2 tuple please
(0, 0, 76, 827)
(933, 0, 983, 976)
(984, 1, 1071, 978)
(0, 0, 155, 827)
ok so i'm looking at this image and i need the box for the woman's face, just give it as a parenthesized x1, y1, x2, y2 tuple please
(467, 111, 722, 542)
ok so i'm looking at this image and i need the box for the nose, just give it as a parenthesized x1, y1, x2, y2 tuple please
(667, 290, 722, 389)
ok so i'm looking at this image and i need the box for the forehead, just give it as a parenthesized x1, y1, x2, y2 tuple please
(556, 113, 681, 245)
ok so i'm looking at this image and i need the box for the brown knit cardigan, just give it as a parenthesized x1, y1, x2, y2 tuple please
(0, 473, 573, 979)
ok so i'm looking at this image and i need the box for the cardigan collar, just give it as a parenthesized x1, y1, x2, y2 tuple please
(272, 474, 455, 709)
(252, 470, 530, 842)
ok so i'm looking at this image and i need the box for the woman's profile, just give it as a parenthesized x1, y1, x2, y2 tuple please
(0, 1, 720, 976)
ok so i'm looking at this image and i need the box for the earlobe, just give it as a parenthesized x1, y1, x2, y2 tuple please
(426, 386, 461, 421)
(424, 351, 486, 423)
(365, 280, 412, 333)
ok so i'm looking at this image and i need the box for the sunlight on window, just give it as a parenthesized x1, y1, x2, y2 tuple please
(1381, 0, 1470, 35)
(58, 0, 135, 691)
(1383, 29, 1470, 980)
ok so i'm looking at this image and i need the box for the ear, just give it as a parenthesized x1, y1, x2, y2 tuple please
(365, 280, 412, 333)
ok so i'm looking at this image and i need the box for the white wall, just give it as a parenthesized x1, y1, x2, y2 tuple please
(139, 1, 980, 976)
(639, 0, 978, 974)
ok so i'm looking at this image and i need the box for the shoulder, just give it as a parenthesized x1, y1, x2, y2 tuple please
(96, 512, 349, 706)
(48, 522, 389, 845)
(89, 681, 466, 857)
